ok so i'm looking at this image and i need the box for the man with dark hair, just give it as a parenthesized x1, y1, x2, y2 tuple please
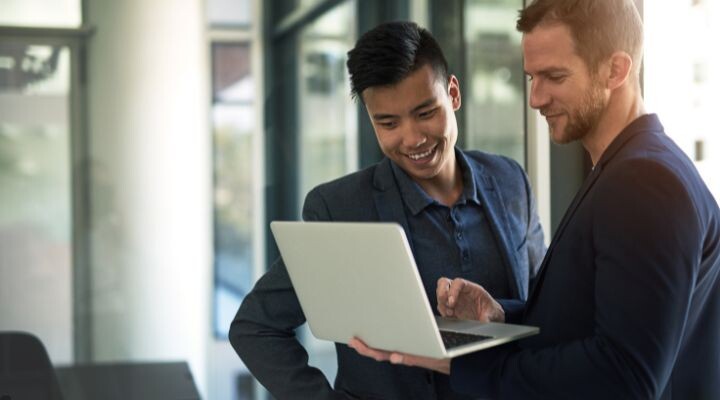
(350, 1, 720, 399)
(230, 21, 545, 399)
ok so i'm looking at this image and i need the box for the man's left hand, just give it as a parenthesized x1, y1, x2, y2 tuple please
(347, 337, 451, 375)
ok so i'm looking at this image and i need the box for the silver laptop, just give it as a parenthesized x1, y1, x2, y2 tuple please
(270, 221, 539, 359)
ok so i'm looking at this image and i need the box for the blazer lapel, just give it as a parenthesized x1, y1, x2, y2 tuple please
(372, 158, 413, 245)
(525, 164, 603, 309)
(525, 114, 662, 311)
(474, 172, 525, 299)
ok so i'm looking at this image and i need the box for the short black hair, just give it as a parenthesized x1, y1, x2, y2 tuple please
(517, 0, 643, 73)
(346, 21, 449, 101)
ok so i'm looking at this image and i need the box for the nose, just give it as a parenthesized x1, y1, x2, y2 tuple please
(528, 79, 550, 110)
(400, 122, 427, 148)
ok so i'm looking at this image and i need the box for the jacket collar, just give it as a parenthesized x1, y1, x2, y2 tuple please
(465, 155, 526, 299)
(595, 113, 664, 169)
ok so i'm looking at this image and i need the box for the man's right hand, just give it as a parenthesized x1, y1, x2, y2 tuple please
(436, 277, 505, 322)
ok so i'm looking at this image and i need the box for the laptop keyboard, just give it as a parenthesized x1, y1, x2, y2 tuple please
(440, 330, 492, 350)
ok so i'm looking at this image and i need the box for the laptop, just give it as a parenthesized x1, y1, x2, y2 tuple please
(270, 221, 539, 359)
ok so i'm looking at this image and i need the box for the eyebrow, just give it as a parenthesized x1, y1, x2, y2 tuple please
(525, 67, 571, 77)
(371, 97, 437, 120)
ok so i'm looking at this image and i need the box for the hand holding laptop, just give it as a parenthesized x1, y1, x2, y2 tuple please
(349, 276, 508, 372)
(348, 337, 451, 374)
(437, 277, 505, 322)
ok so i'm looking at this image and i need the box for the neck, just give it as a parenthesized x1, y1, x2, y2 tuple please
(417, 154, 463, 207)
(582, 80, 646, 165)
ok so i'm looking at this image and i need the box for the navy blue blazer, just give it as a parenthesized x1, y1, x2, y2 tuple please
(230, 149, 545, 400)
(452, 115, 720, 399)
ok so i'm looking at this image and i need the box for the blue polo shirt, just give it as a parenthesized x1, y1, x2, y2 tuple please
(392, 149, 512, 400)
(391, 149, 513, 399)
(390, 149, 512, 314)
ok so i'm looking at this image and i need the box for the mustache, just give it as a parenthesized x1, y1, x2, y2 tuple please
(540, 109, 562, 117)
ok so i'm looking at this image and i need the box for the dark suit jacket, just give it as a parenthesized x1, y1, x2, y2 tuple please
(452, 114, 720, 399)
(229, 149, 545, 400)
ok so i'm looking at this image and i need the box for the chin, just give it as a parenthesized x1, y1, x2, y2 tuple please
(549, 129, 564, 144)
(552, 135, 572, 145)
(550, 128, 574, 145)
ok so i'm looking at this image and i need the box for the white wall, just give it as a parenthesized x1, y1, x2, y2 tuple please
(86, 0, 211, 395)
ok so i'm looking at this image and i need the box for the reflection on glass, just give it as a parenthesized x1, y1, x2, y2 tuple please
(296, 0, 357, 382)
(0, 44, 73, 363)
(207, 0, 252, 27)
(463, 0, 525, 165)
(299, 0, 325, 8)
(211, 43, 255, 338)
(0, 0, 82, 28)
(644, 0, 720, 201)
(298, 0, 357, 203)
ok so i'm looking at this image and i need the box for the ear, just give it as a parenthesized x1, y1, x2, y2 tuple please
(606, 51, 633, 91)
(447, 75, 462, 111)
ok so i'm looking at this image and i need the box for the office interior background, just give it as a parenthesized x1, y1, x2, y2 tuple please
(1, 0, 718, 398)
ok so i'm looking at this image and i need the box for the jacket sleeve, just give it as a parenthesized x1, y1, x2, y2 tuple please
(229, 188, 349, 400)
(450, 159, 701, 399)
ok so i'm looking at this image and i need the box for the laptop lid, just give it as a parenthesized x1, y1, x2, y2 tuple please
(270, 221, 537, 359)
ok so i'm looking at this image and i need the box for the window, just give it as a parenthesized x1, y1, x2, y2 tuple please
(297, 1, 358, 206)
(207, 0, 252, 27)
(211, 42, 257, 338)
(644, 0, 720, 200)
(294, 0, 357, 381)
(463, 0, 525, 164)
(0, 0, 84, 346)
(431, 0, 526, 165)
(431, 0, 552, 234)
(0, 0, 82, 28)
(207, 1, 265, 398)
(0, 41, 75, 363)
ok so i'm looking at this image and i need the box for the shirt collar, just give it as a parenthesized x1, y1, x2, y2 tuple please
(390, 148, 481, 216)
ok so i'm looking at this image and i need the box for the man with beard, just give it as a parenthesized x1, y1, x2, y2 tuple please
(349, 0, 720, 399)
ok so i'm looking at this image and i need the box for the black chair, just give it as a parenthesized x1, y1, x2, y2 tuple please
(0, 331, 64, 400)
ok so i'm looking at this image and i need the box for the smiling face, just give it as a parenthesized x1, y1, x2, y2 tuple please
(362, 64, 461, 190)
(523, 23, 608, 144)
